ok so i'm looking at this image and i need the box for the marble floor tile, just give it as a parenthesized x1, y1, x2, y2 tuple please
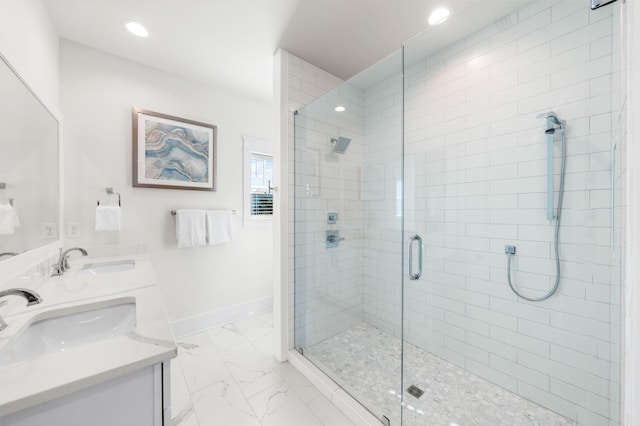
(251, 331, 274, 359)
(307, 394, 355, 426)
(224, 347, 282, 398)
(170, 357, 196, 426)
(172, 312, 357, 426)
(269, 359, 321, 404)
(172, 403, 199, 426)
(233, 312, 273, 343)
(191, 373, 260, 426)
(173, 411, 199, 426)
(177, 333, 229, 393)
(208, 322, 253, 357)
(247, 380, 323, 426)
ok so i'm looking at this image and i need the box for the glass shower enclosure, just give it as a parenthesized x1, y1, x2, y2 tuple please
(294, 1, 623, 425)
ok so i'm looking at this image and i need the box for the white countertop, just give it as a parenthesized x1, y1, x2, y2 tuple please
(0, 253, 177, 417)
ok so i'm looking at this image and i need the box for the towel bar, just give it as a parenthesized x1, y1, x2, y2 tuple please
(171, 209, 237, 216)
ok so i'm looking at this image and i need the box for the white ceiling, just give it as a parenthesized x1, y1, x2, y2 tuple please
(43, 0, 540, 103)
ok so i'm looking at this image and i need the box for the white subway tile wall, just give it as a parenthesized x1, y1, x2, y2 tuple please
(291, 1, 624, 425)
(361, 65, 404, 340)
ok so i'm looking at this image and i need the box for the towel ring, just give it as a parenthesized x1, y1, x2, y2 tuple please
(97, 187, 121, 207)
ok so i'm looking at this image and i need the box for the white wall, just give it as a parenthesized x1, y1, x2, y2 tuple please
(60, 40, 273, 325)
(0, 0, 58, 109)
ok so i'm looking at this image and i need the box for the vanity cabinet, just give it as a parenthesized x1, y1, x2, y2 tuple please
(1, 362, 171, 426)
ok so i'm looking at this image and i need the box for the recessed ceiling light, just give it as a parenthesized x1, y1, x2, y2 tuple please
(428, 8, 450, 25)
(124, 20, 149, 38)
(334, 106, 346, 112)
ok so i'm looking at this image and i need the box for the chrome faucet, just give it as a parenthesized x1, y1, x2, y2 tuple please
(0, 288, 42, 306)
(52, 247, 88, 276)
(0, 288, 43, 331)
(0, 252, 19, 259)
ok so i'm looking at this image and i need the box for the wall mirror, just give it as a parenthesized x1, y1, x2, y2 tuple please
(0, 55, 59, 260)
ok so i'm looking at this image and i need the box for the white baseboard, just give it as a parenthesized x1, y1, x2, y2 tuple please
(171, 296, 272, 338)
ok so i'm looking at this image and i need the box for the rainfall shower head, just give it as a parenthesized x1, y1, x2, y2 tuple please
(330, 136, 352, 154)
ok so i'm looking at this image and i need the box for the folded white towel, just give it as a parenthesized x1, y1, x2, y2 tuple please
(95, 205, 122, 231)
(176, 209, 207, 248)
(0, 204, 20, 235)
(206, 210, 232, 246)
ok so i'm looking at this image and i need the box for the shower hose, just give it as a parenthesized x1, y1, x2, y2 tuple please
(506, 128, 566, 302)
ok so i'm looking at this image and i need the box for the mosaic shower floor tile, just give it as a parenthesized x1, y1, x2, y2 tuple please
(305, 323, 575, 426)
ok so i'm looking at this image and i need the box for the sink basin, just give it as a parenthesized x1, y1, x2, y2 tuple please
(78, 259, 135, 275)
(0, 300, 136, 365)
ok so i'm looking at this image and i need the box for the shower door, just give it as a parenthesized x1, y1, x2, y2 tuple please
(400, 1, 623, 425)
(292, 51, 405, 424)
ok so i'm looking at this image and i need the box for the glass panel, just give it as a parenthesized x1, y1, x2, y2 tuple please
(609, 1, 624, 422)
(293, 50, 404, 423)
(402, 1, 622, 425)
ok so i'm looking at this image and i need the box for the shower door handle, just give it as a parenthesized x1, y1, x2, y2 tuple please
(408, 234, 423, 280)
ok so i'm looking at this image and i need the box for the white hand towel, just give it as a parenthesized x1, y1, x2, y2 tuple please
(0, 204, 19, 235)
(206, 210, 232, 246)
(95, 205, 122, 231)
(176, 209, 207, 248)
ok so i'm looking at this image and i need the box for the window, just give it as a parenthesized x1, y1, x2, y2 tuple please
(243, 136, 273, 227)
(250, 154, 273, 215)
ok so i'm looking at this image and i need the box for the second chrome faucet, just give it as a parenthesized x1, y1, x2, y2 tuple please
(52, 247, 88, 276)
(0, 288, 43, 331)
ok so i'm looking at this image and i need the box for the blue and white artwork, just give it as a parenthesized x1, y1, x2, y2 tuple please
(134, 111, 216, 190)
(145, 121, 209, 182)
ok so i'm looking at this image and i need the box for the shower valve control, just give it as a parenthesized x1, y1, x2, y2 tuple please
(326, 230, 345, 248)
(505, 245, 516, 255)
(327, 212, 338, 224)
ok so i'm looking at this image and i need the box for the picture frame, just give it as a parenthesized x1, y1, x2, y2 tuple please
(132, 108, 217, 191)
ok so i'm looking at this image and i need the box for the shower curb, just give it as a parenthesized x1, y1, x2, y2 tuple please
(288, 349, 384, 426)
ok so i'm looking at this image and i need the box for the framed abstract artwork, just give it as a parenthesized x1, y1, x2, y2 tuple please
(132, 108, 217, 191)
